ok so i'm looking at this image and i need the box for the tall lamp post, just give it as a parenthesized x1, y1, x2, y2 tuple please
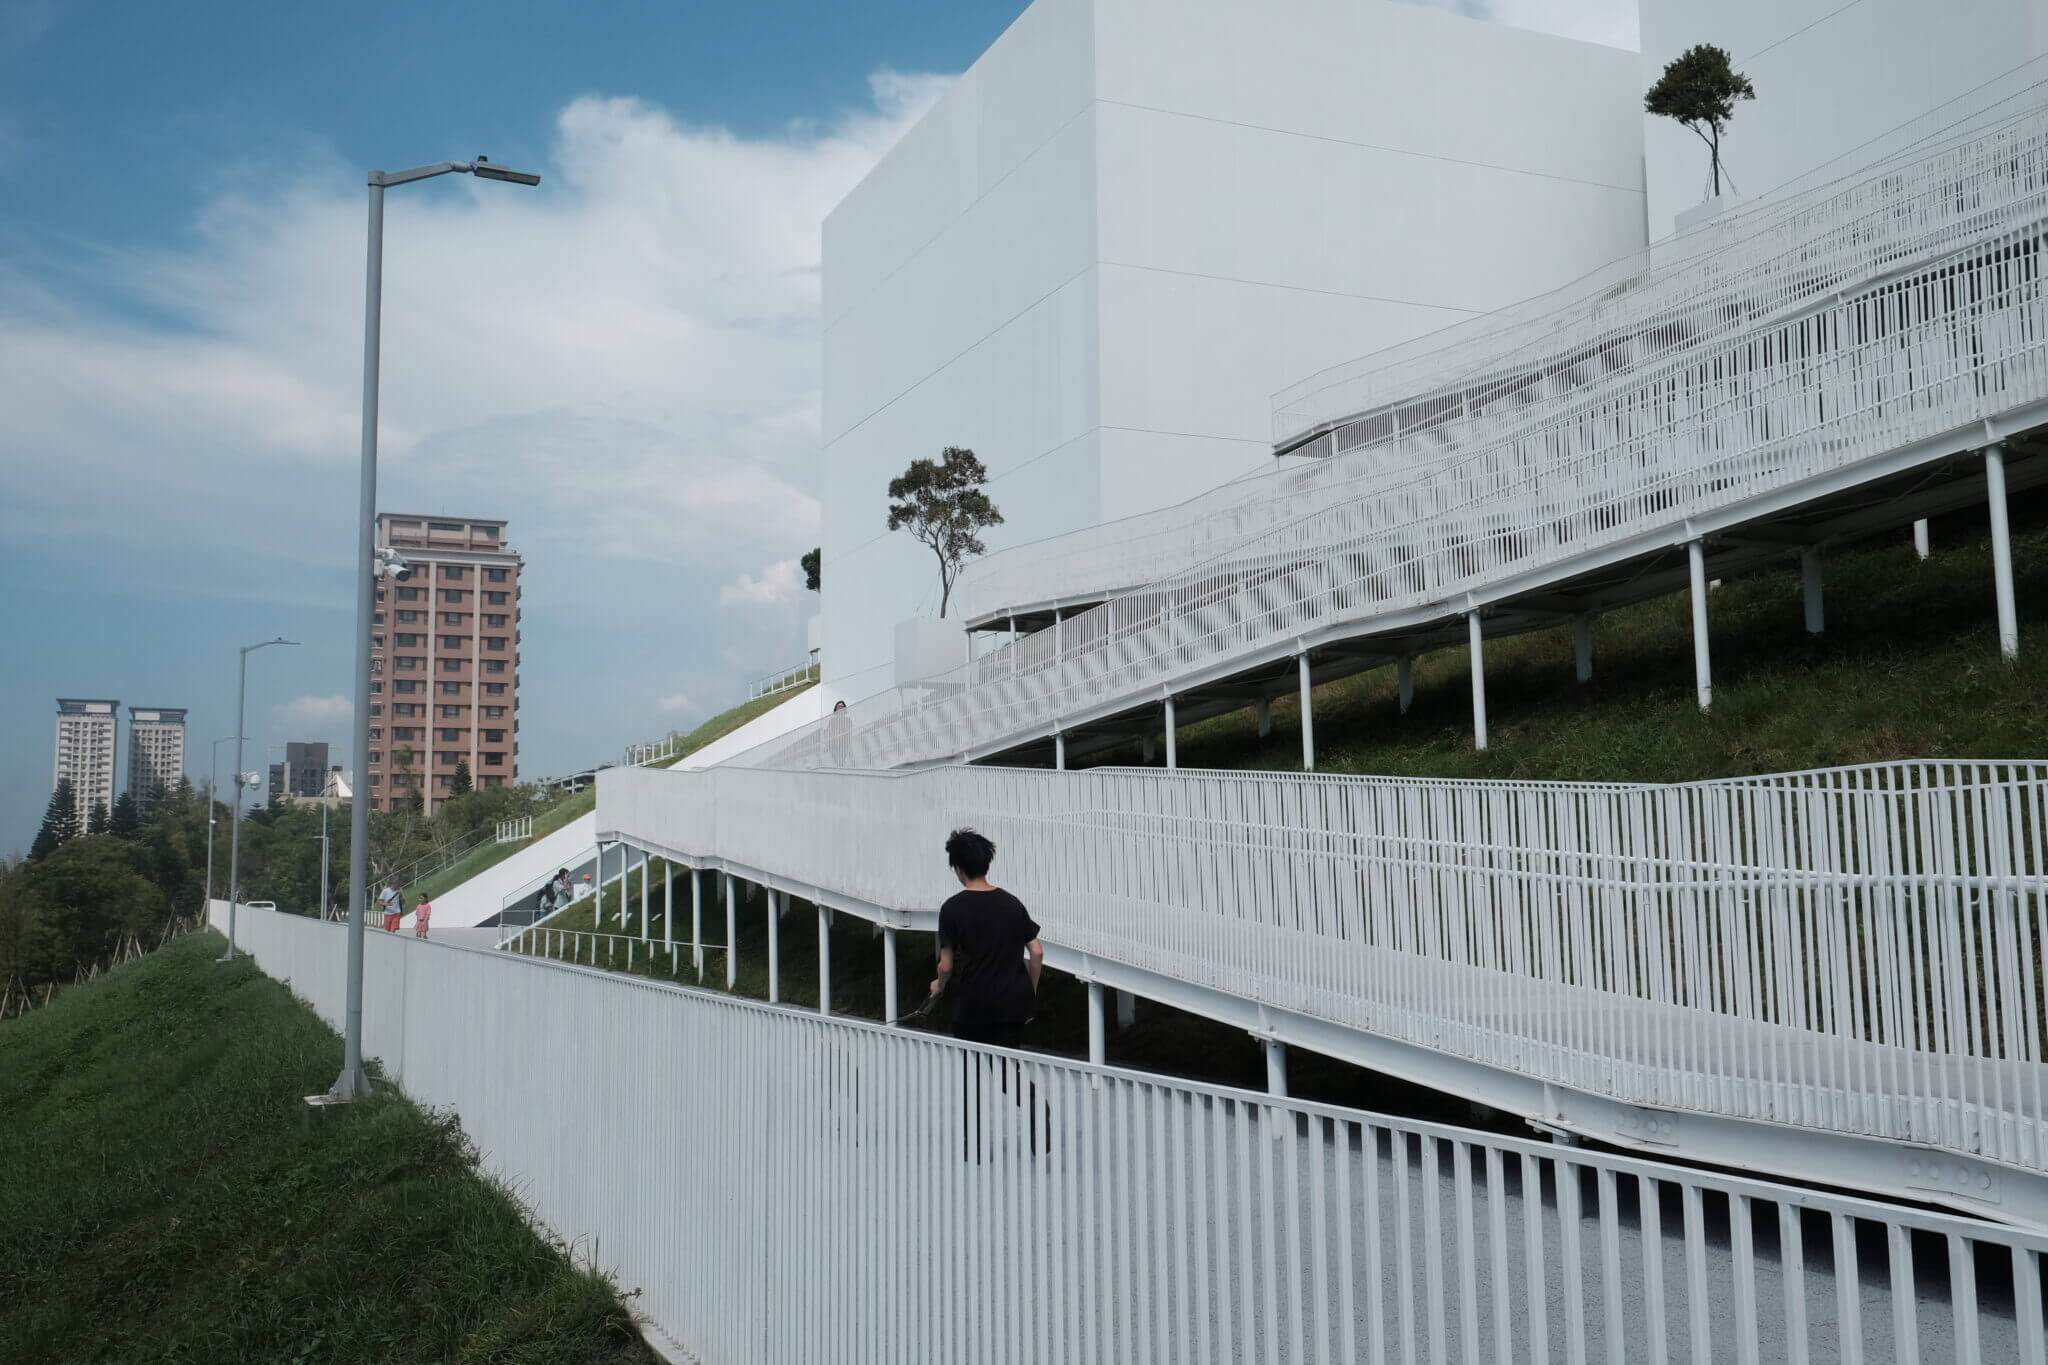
(203, 733, 239, 918)
(332, 155, 541, 1103)
(225, 638, 298, 960)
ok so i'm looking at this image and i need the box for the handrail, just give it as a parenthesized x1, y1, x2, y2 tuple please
(380, 826, 490, 890)
(494, 815, 533, 844)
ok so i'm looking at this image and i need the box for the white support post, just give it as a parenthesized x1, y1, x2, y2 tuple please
(1801, 549, 1825, 635)
(1163, 695, 1178, 769)
(1086, 982, 1106, 1065)
(817, 903, 832, 1017)
(1297, 651, 1315, 772)
(1914, 519, 1931, 559)
(691, 869, 703, 980)
(1688, 538, 1712, 710)
(882, 926, 898, 1023)
(1987, 443, 2020, 659)
(638, 854, 648, 940)
(1055, 730, 1067, 770)
(1115, 989, 1136, 1030)
(767, 888, 781, 1003)
(724, 874, 737, 989)
(1264, 1038, 1289, 1098)
(1572, 614, 1593, 683)
(1255, 697, 1273, 737)
(662, 864, 673, 951)
(1467, 612, 1488, 751)
(1397, 657, 1414, 713)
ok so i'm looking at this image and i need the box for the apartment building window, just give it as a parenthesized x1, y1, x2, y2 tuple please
(483, 636, 506, 650)
(393, 633, 418, 647)
(395, 656, 419, 670)
(485, 591, 508, 606)
(370, 681, 385, 694)
(485, 683, 506, 696)
(395, 680, 421, 694)
(396, 586, 423, 601)
(482, 729, 504, 743)
(485, 660, 506, 674)
(435, 750, 463, 765)
(477, 526, 499, 540)
(439, 682, 463, 695)
(483, 705, 505, 718)
(396, 609, 422, 623)
(438, 705, 461, 719)
(439, 728, 464, 742)
(442, 565, 467, 581)
(429, 520, 463, 532)
(369, 727, 382, 741)
(443, 588, 466, 604)
(438, 634, 465, 650)
(485, 567, 508, 582)
(388, 703, 411, 717)
(440, 658, 463, 673)
(483, 752, 505, 766)
(388, 726, 416, 741)
(373, 611, 385, 625)
(484, 614, 507, 628)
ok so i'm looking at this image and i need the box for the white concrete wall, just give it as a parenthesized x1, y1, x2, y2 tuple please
(820, 0, 1647, 689)
(1640, 0, 2048, 238)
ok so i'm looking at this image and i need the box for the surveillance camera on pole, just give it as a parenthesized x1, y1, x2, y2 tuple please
(374, 547, 414, 581)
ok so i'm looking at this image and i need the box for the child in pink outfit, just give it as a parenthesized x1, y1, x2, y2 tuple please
(413, 895, 432, 939)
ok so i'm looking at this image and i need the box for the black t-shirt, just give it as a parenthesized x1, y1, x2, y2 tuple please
(937, 888, 1040, 1027)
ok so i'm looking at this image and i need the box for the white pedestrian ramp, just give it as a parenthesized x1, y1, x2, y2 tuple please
(426, 811, 596, 928)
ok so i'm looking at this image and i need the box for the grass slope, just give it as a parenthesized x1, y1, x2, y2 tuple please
(0, 931, 656, 1365)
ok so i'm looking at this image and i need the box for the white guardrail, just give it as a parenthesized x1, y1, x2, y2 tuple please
(494, 815, 534, 844)
(951, 100, 2048, 629)
(600, 760, 2048, 1184)
(217, 902, 2046, 1362)
(826, 108, 2048, 773)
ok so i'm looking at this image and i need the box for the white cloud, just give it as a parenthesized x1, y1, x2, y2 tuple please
(655, 691, 696, 715)
(718, 558, 804, 607)
(269, 694, 352, 737)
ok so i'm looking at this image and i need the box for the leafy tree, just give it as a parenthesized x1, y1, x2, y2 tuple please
(31, 781, 79, 860)
(450, 759, 473, 797)
(86, 801, 110, 836)
(1645, 43, 1756, 198)
(801, 547, 821, 593)
(109, 792, 142, 840)
(23, 835, 167, 970)
(885, 446, 1004, 617)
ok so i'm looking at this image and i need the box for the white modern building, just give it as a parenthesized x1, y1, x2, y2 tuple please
(126, 706, 187, 808)
(819, 0, 1649, 692)
(53, 698, 119, 826)
(1638, 0, 2048, 236)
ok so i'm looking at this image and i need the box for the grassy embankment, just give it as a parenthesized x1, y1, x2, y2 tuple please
(512, 499, 2048, 1129)
(0, 931, 656, 1364)
(412, 680, 817, 904)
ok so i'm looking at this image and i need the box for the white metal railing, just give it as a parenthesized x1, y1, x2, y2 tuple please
(494, 815, 533, 844)
(603, 759, 2048, 1180)
(747, 658, 819, 701)
(216, 902, 2048, 1362)
(500, 925, 728, 975)
(919, 104, 2048, 734)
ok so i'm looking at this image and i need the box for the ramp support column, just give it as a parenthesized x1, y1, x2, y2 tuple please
(1688, 538, 1712, 710)
(691, 869, 703, 980)
(1801, 549, 1825, 634)
(767, 888, 781, 1003)
(817, 904, 832, 1017)
(1988, 442, 2020, 659)
(1087, 982, 1106, 1065)
(724, 874, 736, 989)
(1915, 519, 1931, 559)
(1163, 695, 1178, 769)
(1297, 650, 1315, 771)
(1255, 697, 1272, 737)
(638, 853, 648, 939)
(1264, 1038, 1289, 1098)
(882, 926, 898, 1023)
(1054, 730, 1066, 771)
(1573, 615, 1593, 683)
(1467, 612, 1488, 751)
(662, 863, 673, 951)
(1398, 656, 1415, 713)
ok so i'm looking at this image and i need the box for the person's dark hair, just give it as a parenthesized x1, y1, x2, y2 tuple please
(833, 700, 847, 712)
(945, 827, 995, 880)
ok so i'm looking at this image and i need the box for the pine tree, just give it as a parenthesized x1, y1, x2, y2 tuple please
(450, 759, 473, 797)
(86, 801, 110, 836)
(109, 792, 142, 839)
(30, 781, 78, 860)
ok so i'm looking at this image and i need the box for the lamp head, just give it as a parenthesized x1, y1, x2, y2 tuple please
(471, 156, 541, 187)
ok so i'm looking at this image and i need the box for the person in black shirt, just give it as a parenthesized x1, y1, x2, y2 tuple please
(930, 828, 1042, 1048)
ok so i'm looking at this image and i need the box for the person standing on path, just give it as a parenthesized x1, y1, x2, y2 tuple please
(379, 882, 401, 933)
(413, 893, 432, 939)
(929, 829, 1043, 1048)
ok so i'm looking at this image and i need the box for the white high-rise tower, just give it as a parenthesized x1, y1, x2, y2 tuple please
(53, 698, 120, 826)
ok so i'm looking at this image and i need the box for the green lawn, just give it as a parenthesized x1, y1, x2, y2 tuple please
(0, 931, 656, 1365)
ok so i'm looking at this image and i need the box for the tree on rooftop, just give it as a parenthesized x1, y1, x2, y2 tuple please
(1645, 43, 1755, 198)
(886, 447, 1004, 617)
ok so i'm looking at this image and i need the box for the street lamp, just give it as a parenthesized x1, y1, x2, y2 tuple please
(332, 154, 542, 1103)
(311, 804, 332, 920)
(204, 733, 239, 918)
(224, 637, 298, 961)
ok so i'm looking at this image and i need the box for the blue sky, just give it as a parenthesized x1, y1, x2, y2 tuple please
(0, 0, 1629, 856)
